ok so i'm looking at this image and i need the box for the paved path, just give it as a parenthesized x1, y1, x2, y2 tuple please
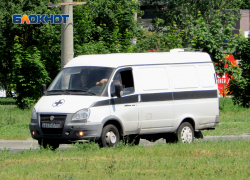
(1, 135, 250, 152)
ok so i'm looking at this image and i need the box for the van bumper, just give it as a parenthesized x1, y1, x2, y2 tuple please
(29, 122, 103, 142)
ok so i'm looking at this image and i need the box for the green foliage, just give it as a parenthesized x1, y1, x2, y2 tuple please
(146, 0, 241, 28)
(12, 37, 50, 109)
(0, 0, 61, 108)
(227, 35, 250, 107)
(239, 0, 250, 9)
(73, 0, 141, 55)
(0, 0, 146, 108)
(134, 24, 183, 52)
(186, 11, 242, 76)
(144, 0, 242, 75)
(75, 41, 109, 55)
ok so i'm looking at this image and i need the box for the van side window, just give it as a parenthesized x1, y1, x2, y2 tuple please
(170, 65, 199, 89)
(111, 70, 134, 95)
(139, 67, 169, 91)
(198, 65, 215, 87)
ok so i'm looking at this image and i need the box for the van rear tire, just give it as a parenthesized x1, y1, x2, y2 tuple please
(177, 122, 194, 143)
(99, 124, 120, 147)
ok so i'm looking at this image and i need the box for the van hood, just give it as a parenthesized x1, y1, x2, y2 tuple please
(35, 95, 105, 114)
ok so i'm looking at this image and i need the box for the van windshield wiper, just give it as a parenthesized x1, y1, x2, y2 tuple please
(47, 90, 71, 94)
(67, 89, 96, 95)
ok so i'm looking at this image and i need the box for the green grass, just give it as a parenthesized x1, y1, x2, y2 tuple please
(0, 140, 250, 179)
(0, 98, 249, 140)
(0, 98, 16, 105)
(0, 105, 31, 140)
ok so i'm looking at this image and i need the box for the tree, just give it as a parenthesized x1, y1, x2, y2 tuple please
(12, 37, 50, 109)
(0, 0, 61, 108)
(143, 0, 243, 75)
(227, 35, 250, 107)
(0, 0, 146, 108)
(240, 0, 250, 9)
(73, 0, 142, 55)
(186, 11, 242, 77)
(146, 0, 242, 28)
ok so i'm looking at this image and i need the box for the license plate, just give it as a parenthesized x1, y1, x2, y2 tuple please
(42, 122, 61, 128)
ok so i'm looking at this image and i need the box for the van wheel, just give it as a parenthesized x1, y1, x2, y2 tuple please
(99, 124, 120, 147)
(177, 122, 194, 143)
(38, 139, 59, 150)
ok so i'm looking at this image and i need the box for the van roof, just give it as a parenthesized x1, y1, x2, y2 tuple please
(64, 52, 212, 68)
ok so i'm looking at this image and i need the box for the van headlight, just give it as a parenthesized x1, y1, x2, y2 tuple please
(31, 108, 37, 119)
(72, 109, 90, 122)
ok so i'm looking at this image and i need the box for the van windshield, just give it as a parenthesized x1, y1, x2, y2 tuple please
(47, 67, 114, 96)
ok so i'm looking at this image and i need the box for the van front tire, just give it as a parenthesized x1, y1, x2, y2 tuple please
(99, 124, 120, 147)
(177, 122, 194, 143)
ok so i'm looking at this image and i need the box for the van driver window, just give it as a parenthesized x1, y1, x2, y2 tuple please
(111, 70, 135, 96)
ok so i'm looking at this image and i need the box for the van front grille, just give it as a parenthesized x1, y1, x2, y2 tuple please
(40, 115, 67, 122)
(40, 115, 66, 135)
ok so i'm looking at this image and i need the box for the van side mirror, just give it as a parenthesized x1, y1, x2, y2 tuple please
(113, 84, 123, 98)
(41, 84, 46, 96)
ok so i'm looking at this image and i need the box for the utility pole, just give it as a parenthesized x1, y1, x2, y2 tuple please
(48, 0, 86, 69)
(132, 0, 138, 45)
(134, 0, 138, 21)
(61, 0, 73, 69)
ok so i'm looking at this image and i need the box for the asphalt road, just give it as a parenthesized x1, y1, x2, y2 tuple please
(1, 135, 250, 152)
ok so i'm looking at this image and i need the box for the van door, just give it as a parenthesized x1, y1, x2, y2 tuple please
(136, 66, 174, 131)
(109, 68, 139, 134)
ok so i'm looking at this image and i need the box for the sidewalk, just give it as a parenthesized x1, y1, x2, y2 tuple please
(0, 139, 72, 151)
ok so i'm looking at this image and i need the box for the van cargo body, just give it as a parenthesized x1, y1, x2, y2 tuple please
(29, 52, 219, 148)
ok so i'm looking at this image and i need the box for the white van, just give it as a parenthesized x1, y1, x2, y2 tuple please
(29, 52, 219, 149)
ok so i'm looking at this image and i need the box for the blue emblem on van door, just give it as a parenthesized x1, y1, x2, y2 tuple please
(52, 99, 65, 107)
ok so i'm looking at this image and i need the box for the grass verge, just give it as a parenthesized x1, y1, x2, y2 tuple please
(0, 140, 250, 179)
(203, 98, 250, 136)
(0, 98, 16, 105)
(0, 105, 31, 140)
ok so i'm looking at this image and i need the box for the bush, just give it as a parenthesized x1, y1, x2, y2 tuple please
(228, 35, 250, 107)
(12, 37, 50, 109)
